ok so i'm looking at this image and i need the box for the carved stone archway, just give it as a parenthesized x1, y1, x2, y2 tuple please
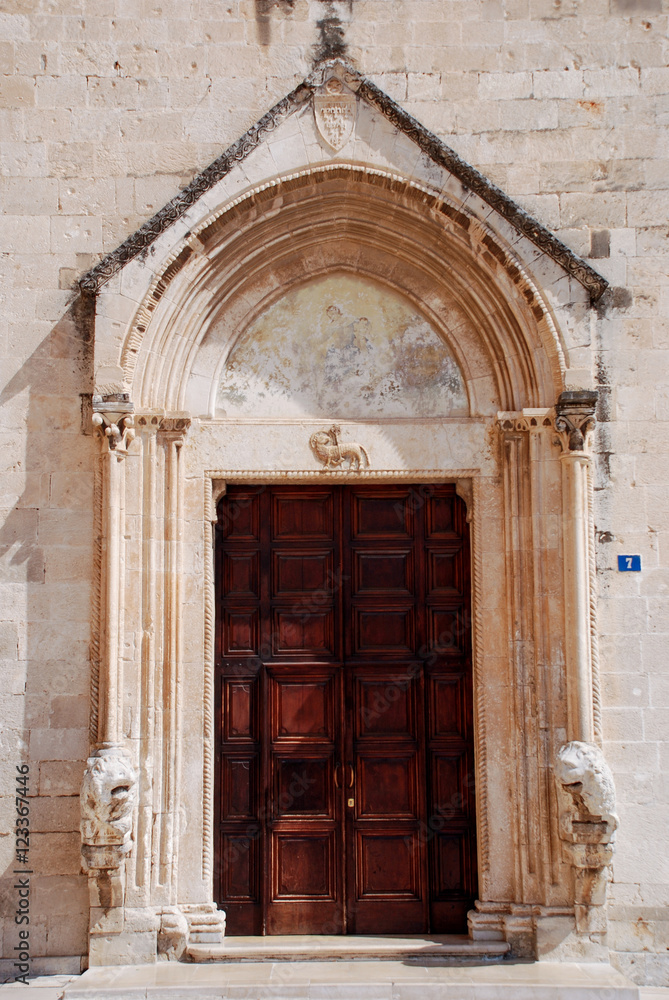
(80, 62, 613, 966)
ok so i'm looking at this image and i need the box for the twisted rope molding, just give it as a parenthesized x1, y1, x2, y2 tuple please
(89, 462, 103, 745)
(77, 61, 607, 302)
(204, 469, 479, 483)
(587, 460, 603, 744)
(201, 476, 216, 886)
(471, 477, 490, 889)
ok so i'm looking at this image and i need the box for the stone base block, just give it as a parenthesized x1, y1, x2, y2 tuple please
(181, 903, 226, 946)
(610, 950, 669, 988)
(0, 955, 84, 980)
(88, 930, 157, 967)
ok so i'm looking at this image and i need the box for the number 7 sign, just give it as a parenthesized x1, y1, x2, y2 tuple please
(618, 555, 641, 572)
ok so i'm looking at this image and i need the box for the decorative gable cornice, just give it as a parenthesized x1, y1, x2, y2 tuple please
(78, 61, 607, 302)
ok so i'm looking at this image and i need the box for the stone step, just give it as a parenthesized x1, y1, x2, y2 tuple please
(188, 934, 510, 963)
(62, 959, 640, 999)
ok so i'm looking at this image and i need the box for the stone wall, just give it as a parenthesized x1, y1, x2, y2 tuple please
(0, 0, 668, 986)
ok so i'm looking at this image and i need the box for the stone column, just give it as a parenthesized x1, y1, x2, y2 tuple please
(469, 410, 566, 958)
(82, 394, 139, 964)
(554, 391, 598, 744)
(155, 418, 190, 903)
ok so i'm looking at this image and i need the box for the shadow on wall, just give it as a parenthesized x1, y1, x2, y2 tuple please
(0, 294, 95, 973)
(254, 0, 297, 46)
(254, 0, 351, 60)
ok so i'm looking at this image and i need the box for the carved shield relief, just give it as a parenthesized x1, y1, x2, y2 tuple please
(314, 78, 356, 150)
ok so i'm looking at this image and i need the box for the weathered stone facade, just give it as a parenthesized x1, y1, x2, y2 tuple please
(0, 0, 668, 989)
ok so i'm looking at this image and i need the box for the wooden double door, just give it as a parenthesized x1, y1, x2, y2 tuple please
(215, 484, 476, 935)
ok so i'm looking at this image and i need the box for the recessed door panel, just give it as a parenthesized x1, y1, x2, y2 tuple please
(272, 610, 334, 656)
(274, 756, 333, 818)
(273, 550, 333, 596)
(215, 484, 475, 935)
(427, 673, 467, 740)
(223, 610, 259, 654)
(357, 754, 417, 818)
(427, 607, 466, 656)
(353, 550, 413, 595)
(352, 492, 413, 539)
(354, 607, 414, 655)
(354, 672, 417, 740)
(427, 549, 462, 595)
(219, 491, 260, 540)
(358, 831, 421, 897)
(222, 551, 260, 598)
(270, 673, 335, 741)
(273, 832, 336, 899)
(220, 833, 259, 901)
(220, 756, 257, 821)
(273, 492, 334, 540)
(223, 678, 258, 742)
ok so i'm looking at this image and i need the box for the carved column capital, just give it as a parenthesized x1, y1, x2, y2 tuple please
(158, 415, 191, 445)
(554, 390, 598, 454)
(496, 408, 554, 434)
(92, 393, 135, 455)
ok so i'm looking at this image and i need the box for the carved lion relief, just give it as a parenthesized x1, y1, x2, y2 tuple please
(81, 751, 137, 847)
(309, 424, 370, 470)
(556, 740, 618, 834)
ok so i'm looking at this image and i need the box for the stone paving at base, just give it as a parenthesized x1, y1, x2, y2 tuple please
(2, 961, 667, 1000)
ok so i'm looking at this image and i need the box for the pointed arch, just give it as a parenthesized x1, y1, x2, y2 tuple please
(118, 165, 567, 414)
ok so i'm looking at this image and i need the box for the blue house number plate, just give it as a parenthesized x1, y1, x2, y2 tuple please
(618, 555, 641, 572)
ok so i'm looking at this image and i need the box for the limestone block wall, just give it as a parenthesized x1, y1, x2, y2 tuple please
(0, 0, 668, 986)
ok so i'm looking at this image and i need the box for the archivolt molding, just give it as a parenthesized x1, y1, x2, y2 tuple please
(115, 164, 568, 416)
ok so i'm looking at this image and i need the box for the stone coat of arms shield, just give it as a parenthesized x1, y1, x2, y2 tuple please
(314, 78, 356, 151)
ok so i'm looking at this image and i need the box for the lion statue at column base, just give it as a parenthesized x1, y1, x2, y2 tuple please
(555, 741, 619, 837)
(81, 750, 137, 846)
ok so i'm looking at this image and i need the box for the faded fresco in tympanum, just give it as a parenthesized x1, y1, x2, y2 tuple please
(216, 274, 468, 418)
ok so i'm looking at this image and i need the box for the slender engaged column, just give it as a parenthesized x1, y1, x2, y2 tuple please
(81, 393, 139, 961)
(555, 391, 598, 744)
(156, 417, 190, 903)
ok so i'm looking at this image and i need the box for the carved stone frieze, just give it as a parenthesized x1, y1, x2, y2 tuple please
(92, 393, 135, 454)
(309, 424, 370, 470)
(497, 408, 554, 434)
(555, 390, 598, 453)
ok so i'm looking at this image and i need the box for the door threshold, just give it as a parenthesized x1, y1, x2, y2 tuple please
(187, 934, 510, 963)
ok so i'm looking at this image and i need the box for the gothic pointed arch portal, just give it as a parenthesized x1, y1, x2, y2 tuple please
(82, 64, 609, 964)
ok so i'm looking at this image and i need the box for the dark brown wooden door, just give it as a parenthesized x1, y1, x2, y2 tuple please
(215, 484, 476, 935)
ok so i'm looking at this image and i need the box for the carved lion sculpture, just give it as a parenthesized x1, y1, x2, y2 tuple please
(81, 752, 137, 846)
(555, 741, 618, 831)
(309, 429, 370, 470)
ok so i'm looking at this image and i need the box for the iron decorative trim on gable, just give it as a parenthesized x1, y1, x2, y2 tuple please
(78, 61, 608, 303)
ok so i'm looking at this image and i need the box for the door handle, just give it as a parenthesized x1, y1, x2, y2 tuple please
(348, 763, 355, 788)
(334, 762, 341, 789)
